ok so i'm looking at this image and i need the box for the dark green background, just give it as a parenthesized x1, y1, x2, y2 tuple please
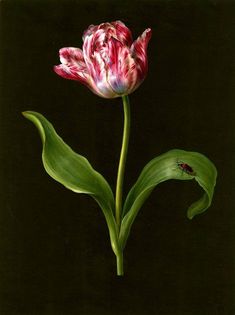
(1, 0, 235, 314)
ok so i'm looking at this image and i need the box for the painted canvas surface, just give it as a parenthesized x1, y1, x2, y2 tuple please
(0, 1, 234, 314)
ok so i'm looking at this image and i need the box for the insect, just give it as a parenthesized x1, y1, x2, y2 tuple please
(177, 161, 196, 176)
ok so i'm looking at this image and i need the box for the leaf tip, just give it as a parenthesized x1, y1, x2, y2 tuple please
(22, 111, 32, 119)
(187, 212, 194, 220)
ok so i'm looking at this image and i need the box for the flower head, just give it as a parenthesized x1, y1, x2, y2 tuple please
(54, 21, 152, 98)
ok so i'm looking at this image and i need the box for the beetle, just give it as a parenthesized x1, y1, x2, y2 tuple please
(177, 161, 196, 176)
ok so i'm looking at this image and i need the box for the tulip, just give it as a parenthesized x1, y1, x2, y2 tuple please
(54, 21, 152, 275)
(54, 21, 151, 98)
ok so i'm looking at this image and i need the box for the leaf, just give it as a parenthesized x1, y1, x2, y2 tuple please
(23, 111, 120, 255)
(119, 149, 217, 248)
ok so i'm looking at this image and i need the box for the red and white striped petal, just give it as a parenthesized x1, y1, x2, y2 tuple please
(54, 47, 90, 86)
(53, 64, 89, 87)
(130, 28, 152, 78)
(58, 47, 88, 74)
(82, 24, 98, 41)
(88, 51, 118, 98)
(82, 30, 116, 97)
(82, 31, 104, 81)
(105, 37, 137, 95)
(111, 20, 133, 46)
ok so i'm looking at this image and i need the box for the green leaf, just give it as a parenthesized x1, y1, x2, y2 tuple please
(119, 149, 217, 248)
(23, 111, 120, 255)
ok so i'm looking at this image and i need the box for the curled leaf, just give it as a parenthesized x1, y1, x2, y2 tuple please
(119, 149, 217, 248)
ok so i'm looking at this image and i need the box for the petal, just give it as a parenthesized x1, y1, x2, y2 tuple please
(82, 24, 99, 41)
(53, 64, 89, 85)
(82, 30, 105, 81)
(83, 21, 132, 47)
(59, 47, 87, 70)
(82, 22, 113, 42)
(82, 31, 112, 81)
(130, 28, 152, 77)
(111, 20, 133, 46)
(82, 34, 118, 98)
(89, 51, 118, 98)
(107, 37, 139, 95)
(54, 47, 90, 86)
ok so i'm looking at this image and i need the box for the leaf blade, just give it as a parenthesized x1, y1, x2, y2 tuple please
(23, 111, 120, 254)
(119, 149, 217, 248)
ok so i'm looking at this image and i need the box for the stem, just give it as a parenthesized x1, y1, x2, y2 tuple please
(116, 251, 124, 276)
(115, 95, 131, 229)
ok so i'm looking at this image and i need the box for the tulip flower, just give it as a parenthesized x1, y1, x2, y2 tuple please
(23, 21, 217, 277)
(54, 21, 152, 98)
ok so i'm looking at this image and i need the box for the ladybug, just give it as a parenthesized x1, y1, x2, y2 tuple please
(177, 161, 196, 176)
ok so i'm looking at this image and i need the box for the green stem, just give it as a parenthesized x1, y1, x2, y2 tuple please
(115, 95, 131, 229)
(116, 251, 124, 276)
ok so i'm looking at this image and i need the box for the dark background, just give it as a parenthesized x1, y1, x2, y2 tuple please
(1, 0, 235, 314)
